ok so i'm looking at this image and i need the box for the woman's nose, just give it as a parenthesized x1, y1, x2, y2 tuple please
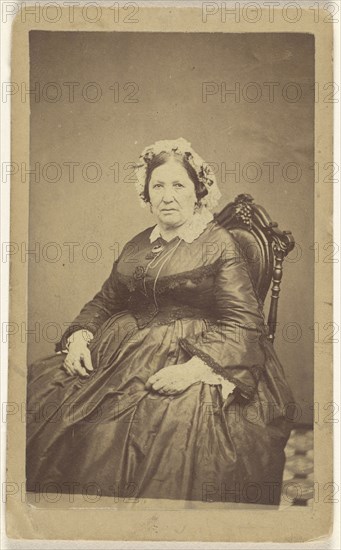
(162, 188, 174, 202)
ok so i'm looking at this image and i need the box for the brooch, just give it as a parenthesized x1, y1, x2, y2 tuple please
(133, 265, 145, 280)
(145, 242, 165, 260)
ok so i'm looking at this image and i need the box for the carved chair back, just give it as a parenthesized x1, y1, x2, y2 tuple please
(214, 194, 295, 343)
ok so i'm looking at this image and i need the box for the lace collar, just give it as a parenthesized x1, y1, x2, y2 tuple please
(149, 207, 214, 244)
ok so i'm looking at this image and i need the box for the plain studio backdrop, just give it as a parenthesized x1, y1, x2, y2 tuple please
(28, 31, 314, 425)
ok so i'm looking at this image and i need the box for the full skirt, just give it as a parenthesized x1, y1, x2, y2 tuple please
(26, 312, 295, 505)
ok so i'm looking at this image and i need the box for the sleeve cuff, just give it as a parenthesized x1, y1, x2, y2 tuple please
(55, 326, 95, 353)
(178, 337, 261, 400)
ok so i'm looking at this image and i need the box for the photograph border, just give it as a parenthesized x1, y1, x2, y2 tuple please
(6, 3, 334, 542)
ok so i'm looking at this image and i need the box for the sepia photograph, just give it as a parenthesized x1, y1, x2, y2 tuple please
(4, 2, 336, 544)
(25, 29, 313, 508)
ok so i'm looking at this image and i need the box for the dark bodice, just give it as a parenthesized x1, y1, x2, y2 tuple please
(116, 253, 227, 328)
(113, 220, 264, 329)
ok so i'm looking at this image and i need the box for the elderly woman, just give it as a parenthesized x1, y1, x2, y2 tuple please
(26, 138, 294, 505)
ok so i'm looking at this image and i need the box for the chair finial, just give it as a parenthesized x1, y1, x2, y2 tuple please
(234, 194, 254, 230)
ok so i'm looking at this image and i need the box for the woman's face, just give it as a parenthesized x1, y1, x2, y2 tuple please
(148, 159, 197, 229)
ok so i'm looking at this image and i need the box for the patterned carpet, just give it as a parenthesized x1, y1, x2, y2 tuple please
(280, 427, 314, 507)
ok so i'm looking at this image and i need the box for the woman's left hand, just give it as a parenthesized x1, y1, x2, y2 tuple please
(146, 357, 219, 395)
(146, 361, 201, 394)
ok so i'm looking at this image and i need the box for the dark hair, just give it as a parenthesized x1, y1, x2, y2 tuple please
(143, 152, 208, 204)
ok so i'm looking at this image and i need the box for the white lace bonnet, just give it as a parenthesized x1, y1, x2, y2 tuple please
(134, 138, 221, 211)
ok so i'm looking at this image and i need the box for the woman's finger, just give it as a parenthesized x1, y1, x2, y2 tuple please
(73, 363, 90, 377)
(145, 374, 160, 389)
(62, 361, 73, 376)
(63, 357, 75, 372)
(67, 358, 89, 377)
(147, 372, 163, 384)
(145, 378, 154, 390)
(64, 353, 78, 368)
(146, 365, 189, 391)
(153, 378, 184, 392)
(159, 382, 189, 395)
(146, 372, 167, 388)
(159, 385, 179, 395)
(81, 349, 94, 372)
(151, 379, 167, 391)
(151, 373, 175, 390)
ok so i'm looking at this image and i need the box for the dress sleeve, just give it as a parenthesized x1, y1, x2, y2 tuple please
(55, 258, 129, 353)
(178, 231, 268, 401)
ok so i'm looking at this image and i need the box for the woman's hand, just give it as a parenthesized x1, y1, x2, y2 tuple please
(146, 362, 199, 394)
(63, 330, 94, 377)
(145, 357, 235, 397)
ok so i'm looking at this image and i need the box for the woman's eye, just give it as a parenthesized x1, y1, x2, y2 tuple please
(153, 184, 162, 189)
(174, 183, 184, 188)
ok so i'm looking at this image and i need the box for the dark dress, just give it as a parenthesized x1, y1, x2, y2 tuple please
(26, 219, 295, 505)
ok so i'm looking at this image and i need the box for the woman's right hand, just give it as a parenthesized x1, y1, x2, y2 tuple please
(63, 330, 94, 377)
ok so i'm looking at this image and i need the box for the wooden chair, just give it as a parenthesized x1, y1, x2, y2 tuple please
(214, 193, 295, 343)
